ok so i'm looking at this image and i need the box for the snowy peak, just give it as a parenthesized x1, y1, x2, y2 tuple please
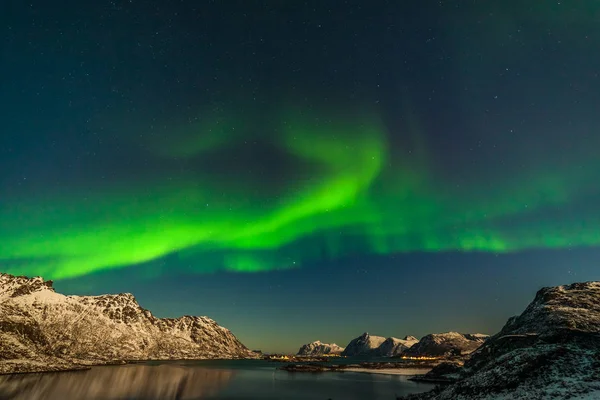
(296, 340, 345, 356)
(341, 332, 387, 356)
(404, 332, 488, 357)
(339, 332, 420, 357)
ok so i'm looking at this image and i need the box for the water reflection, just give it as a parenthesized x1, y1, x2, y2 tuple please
(0, 364, 233, 400)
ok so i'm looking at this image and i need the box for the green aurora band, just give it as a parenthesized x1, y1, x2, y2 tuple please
(1, 109, 599, 280)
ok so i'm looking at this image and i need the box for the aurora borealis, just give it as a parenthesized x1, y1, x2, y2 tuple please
(2, 1, 600, 352)
(2, 105, 600, 280)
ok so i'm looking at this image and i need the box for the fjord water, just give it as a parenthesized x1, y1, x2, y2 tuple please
(0, 360, 435, 400)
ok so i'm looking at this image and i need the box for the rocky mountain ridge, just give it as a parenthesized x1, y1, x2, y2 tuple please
(340, 333, 426, 357)
(0, 273, 256, 374)
(338, 331, 487, 358)
(401, 281, 600, 400)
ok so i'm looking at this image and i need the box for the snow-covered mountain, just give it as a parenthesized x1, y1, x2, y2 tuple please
(296, 341, 344, 356)
(340, 332, 388, 356)
(376, 335, 420, 356)
(400, 281, 600, 400)
(0, 273, 256, 374)
(403, 332, 488, 357)
(340, 333, 419, 357)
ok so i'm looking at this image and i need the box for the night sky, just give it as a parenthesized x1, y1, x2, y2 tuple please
(2, 1, 600, 353)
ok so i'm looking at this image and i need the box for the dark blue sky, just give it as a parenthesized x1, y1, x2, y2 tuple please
(2, 1, 600, 353)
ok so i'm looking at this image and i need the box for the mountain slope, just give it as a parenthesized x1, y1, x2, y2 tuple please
(296, 341, 344, 356)
(0, 273, 255, 374)
(401, 282, 600, 400)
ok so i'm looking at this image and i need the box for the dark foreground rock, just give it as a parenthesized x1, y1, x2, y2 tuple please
(399, 282, 600, 400)
(0, 273, 257, 374)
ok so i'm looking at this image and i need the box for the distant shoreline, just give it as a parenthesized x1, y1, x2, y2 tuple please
(342, 367, 431, 376)
(0, 358, 436, 377)
(0, 357, 255, 376)
(278, 360, 440, 375)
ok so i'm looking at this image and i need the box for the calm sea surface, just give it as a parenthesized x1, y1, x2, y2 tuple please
(0, 359, 436, 400)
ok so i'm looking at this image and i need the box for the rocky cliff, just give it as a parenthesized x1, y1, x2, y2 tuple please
(400, 282, 600, 399)
(296, 341, 344, 356)
(0, 273, 256, 374)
